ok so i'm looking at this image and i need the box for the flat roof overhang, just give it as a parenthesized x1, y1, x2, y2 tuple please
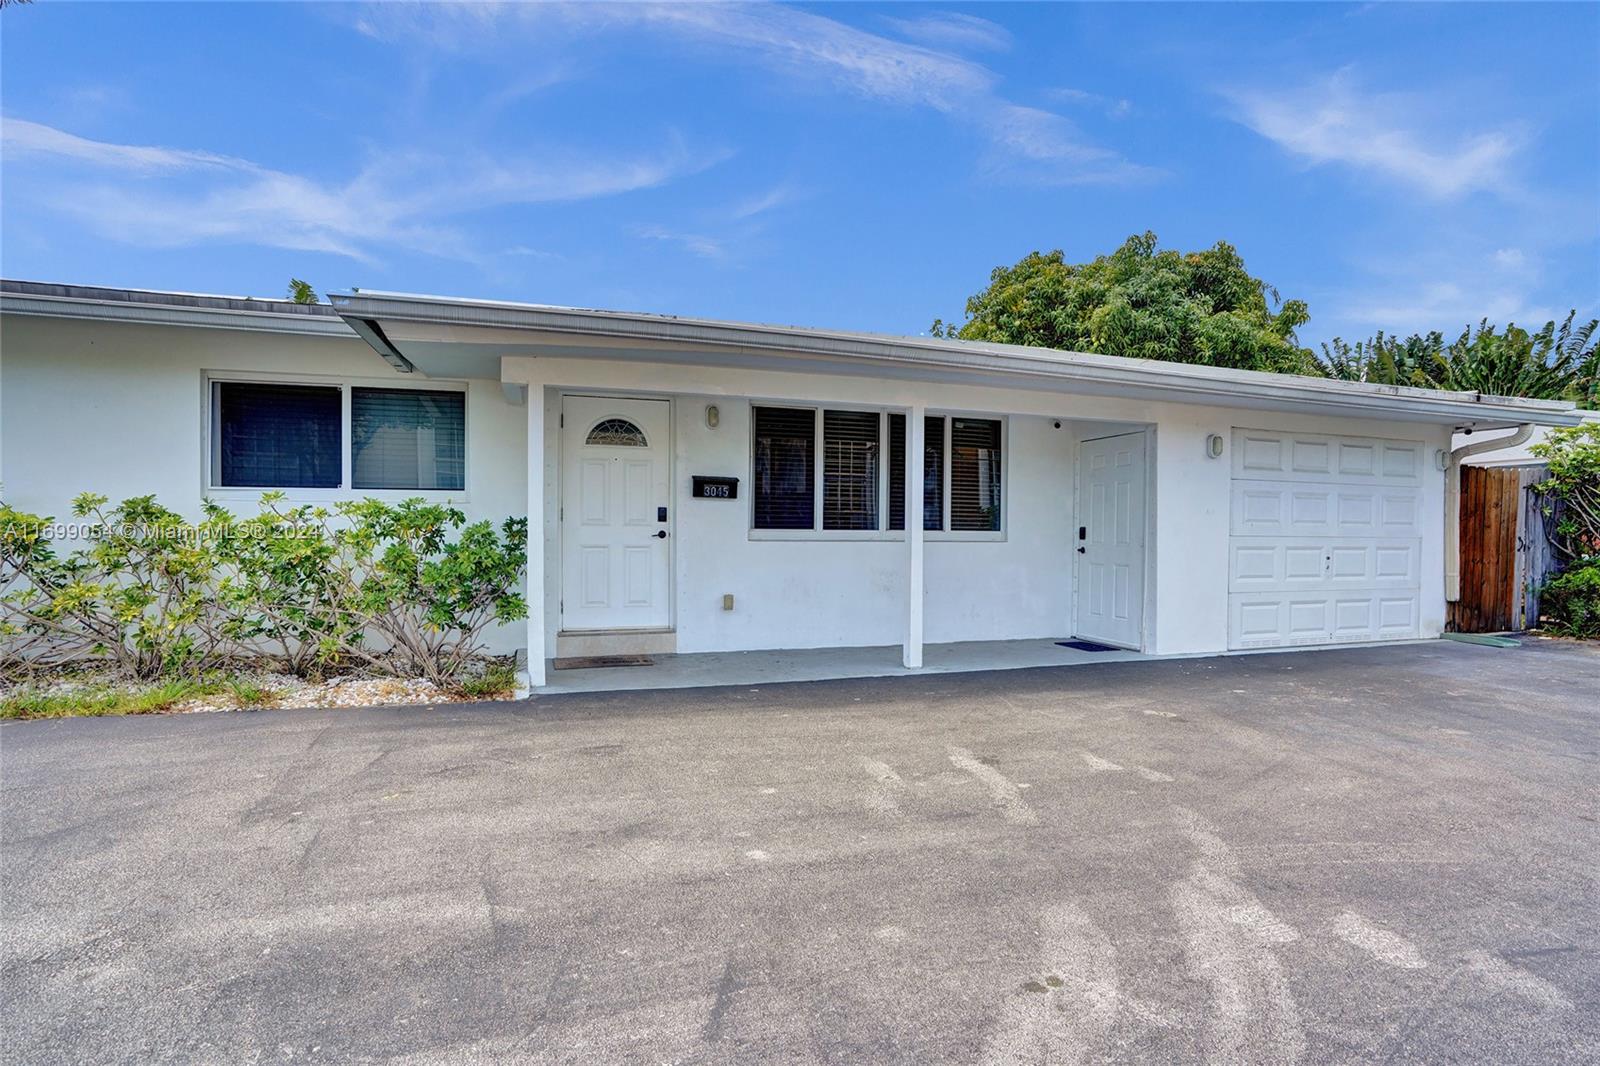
(328, 289, 1583, 431)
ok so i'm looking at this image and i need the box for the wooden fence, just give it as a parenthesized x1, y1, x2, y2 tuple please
(1448, 464, 1556, 633)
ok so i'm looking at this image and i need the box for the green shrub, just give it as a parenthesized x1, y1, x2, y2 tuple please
(1, 494, 226, 679)
(1532, 423, 1600, 565)
(2, 493, 527, 687)
(1540, 562, 1600, 638)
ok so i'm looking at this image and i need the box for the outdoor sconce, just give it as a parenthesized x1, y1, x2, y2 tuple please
(706, 404, 720, 429)
(1206, 433, 1225, 459)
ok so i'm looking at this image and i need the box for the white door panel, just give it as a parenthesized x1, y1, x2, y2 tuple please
(561, 397, 671, 631)
(1229, 537, 1420, 591)
(1230, 482, 1422, 538)
(1075, 432, 1146, 649)
(1228, 428, 1424, 650)
(1233, 430, 1422, 485)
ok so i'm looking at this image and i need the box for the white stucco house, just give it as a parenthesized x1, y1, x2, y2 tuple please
(0, 280, 1584, 692)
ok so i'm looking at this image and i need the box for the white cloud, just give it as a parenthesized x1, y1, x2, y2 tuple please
(1319, 246, 1559, 343)
(1, 116, 724, 264)
(354, 2, 1150, 187)
(728, 182, 803, 220)
(1048, 87, 1134, 120)
(631, 224, 726, 260)
(3, 117, 252, 174)
(982, 104, 1159, 186)
(1225, 70, 1521, 199)
(882, 12, 1012, 53)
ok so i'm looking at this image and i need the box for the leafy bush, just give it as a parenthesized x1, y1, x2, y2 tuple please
(1, 494, 527, 686)
(1322, 312, 1598, 406)
(1, 494, 226, 678)
(1540, 562, 1600, 638)
(1532, 423, 1600, 565)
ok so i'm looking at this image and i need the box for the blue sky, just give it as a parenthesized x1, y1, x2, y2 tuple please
(3, 2, 1596, 348)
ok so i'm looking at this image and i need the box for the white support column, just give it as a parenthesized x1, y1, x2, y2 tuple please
(522, 384, 547, 692)
(904, 405, 925, 669)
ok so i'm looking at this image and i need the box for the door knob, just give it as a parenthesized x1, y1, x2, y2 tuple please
(1077, 546, 1085, 554)
(653, 530, 668, 539)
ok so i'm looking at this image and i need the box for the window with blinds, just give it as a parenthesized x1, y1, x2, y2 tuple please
(887, 414, 946, 531)
(352, 387, 466, 490)
(823, 410, 879, 530)
(753, 406, 815, 529)
(754, 407, 1002, 536)
(950, 418, 1002, 531)
(216, 382, 341, 488)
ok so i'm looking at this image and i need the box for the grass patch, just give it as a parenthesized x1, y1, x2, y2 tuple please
(0, 678, 225, 720)
(0, 674, 279, 720)
(227, 678, 279, 707)
(456, 661, 517, 700)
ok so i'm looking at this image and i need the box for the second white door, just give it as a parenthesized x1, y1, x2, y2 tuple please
(561, 396, 671, 631)
(1075, 432, 1147, 649)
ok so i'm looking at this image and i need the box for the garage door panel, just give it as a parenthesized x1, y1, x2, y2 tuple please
(1231, 482, 1420, 537)
(1229, 591, 1419, 648)
(1229, 537, 1420, 591)
(1229, 428, 1423, 650)
(1233, 430, 1423, 485)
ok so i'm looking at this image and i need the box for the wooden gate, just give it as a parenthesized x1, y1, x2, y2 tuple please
(1448, 464, 1554, 633)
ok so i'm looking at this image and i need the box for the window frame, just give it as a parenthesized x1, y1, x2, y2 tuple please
(747, 402, 1006, 542)
(203, 370, 470, 503)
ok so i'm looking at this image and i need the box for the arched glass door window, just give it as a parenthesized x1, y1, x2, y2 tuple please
(586, 418, 648, 447)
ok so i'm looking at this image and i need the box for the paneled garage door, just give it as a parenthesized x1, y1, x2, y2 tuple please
(1228, 428, 1424, 649)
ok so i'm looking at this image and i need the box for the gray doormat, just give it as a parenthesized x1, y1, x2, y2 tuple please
(552, 655, 657, 670)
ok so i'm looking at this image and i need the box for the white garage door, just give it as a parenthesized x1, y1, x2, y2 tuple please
(1228, 428, 1424, 649)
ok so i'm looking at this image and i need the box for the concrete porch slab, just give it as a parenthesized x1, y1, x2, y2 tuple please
(532, 637, 1146, 694)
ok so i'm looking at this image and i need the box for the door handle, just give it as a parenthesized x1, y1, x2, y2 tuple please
(653, 530, 668, 539)
(1077, 546, 1086, 554)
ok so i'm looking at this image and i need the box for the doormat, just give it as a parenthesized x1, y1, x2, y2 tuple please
(552, 655, 657, 670)
(1055, 640, 1119, 653)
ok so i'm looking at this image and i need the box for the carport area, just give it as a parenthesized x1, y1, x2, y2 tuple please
(3, 640, 1597, 1063)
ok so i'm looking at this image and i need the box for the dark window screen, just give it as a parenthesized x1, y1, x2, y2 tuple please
(951, 418, 1002, 531)
(888, 414, 905, 531)
(753, 406, 815, 529)
(352, 388, 465, 491)
(823, 410, 879, 530)
(217, 382, 341, 488)
(887, 414, 946, 531)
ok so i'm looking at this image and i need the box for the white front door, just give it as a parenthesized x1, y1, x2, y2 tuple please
(560, 396, 672, 631)
(1075, 432, 1147, 649)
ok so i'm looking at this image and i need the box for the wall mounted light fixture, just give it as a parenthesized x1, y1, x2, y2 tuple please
(1206, 433, 1225, 459)
(706, 404, 720, 429)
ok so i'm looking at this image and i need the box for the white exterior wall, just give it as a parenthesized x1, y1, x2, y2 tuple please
(0, 315, 530, 650)
(508, 356, 1455, 659)
(0, 315, 1453, 663)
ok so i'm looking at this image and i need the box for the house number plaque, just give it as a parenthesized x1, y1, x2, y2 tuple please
(692, 476, 739, 499)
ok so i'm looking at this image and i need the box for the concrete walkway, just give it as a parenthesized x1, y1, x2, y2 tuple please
(536, 636, 1146, 693)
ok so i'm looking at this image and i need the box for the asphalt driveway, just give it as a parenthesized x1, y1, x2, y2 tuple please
(3, 640, 1597, 1064)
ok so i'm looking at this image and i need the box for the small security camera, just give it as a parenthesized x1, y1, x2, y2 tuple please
(1053, 420, 1062, 429)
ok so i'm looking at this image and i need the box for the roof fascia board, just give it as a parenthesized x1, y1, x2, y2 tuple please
(2, 292, 358, 338)
(330, 292, 1583, 428)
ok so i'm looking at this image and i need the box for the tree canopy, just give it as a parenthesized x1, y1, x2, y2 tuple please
(1320, 313, 1598, 408)
(934, 232, 1317, 375)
